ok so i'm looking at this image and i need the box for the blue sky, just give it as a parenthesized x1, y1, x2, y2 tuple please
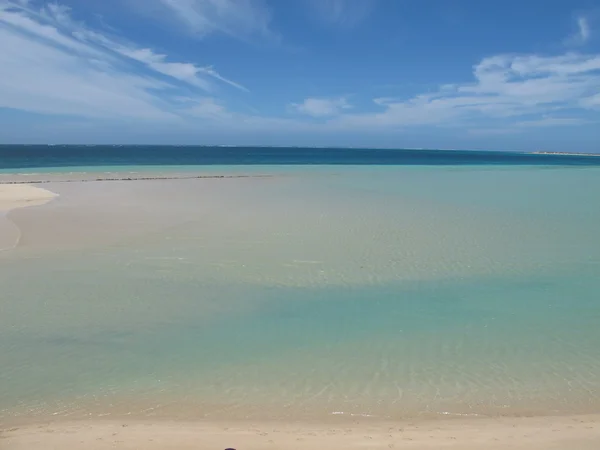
(0, 0, 599, 151)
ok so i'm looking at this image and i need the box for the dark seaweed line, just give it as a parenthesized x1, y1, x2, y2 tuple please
(0, 174, 274, 184)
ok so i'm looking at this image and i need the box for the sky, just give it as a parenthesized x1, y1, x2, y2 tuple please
(0, 0, 599, 151)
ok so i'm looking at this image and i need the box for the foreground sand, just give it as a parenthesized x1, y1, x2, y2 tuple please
(2, 416, 600, 449)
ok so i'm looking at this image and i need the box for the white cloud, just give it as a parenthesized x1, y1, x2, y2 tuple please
(131, 0, 272, 40)
(110, 47, 213, 91)
(1, 0, 598, 138)
(578, 16, 592, 42)
(581, 92, 600, 108)
(333, 52, 600, 129)
(290, 97, 351, 117)
(30, 2, 247, 92)
(516, 117, 592, 127)
(175, 97, 232, 119)
(565, 15, 592, 46)
(309, 0, 376, 27)
(467, 116, 594, 136)
(196, 65, 249, 92)
(0, 1, 246, 120)
(0, 27, 174, 120)
(0, 1, 103, 57)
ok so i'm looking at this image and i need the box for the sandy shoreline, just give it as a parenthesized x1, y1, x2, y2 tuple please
(0, 184, 57, 213)
(2, 415, 600, 449)
(0, 184, 57, 251)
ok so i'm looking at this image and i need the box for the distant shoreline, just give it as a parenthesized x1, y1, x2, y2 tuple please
(0, 144, 599, 155)
(530, 151, 600, 157)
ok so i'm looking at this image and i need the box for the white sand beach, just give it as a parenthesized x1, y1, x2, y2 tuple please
(2, 415, 600, 449)
(0, 184, 57, 251)
(0, 184, 57, 212)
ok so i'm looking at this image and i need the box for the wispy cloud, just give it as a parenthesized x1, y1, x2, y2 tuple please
(175, 97, 232, 119)
(290, 97, 351, 117)
(197, 66, 249, 92)
(578, 16, 592, 42)
(309, 0, 376, 27)
(332, 52, 600, 129)
(36, 2, 247, 92)
(467, 116, 594, 137)
(565, 15, 592, 46)
(467, 128, 519, 136)
(1, 1, 599, 140)
(0, 1, 246, 120)
(108, 47, 247, 92)
(515, 117, 593, 127)
(130, 0, 273, 40)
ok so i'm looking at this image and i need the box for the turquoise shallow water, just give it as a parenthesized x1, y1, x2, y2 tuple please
(1, 165, 600, 422)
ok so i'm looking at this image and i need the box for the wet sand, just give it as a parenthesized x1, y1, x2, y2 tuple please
(2, 415, 600, 449)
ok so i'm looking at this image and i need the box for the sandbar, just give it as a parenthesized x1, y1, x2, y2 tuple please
(0, 184, 57, 251)
(0, 184, 57, 212)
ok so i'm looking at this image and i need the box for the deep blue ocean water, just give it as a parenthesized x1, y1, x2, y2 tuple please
(1, 145, 599, 170)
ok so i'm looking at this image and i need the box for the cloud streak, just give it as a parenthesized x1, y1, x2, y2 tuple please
(290, 97, 351, 117)
(0, 0, 246, 121)
(36, 2, 247, 92)
(130, 0, 273, 40)
(566, 15, 592, 46)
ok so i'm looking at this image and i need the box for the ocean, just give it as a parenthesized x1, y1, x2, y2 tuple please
(1, 145, 600, 172)
(1, 146, 600, 423)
